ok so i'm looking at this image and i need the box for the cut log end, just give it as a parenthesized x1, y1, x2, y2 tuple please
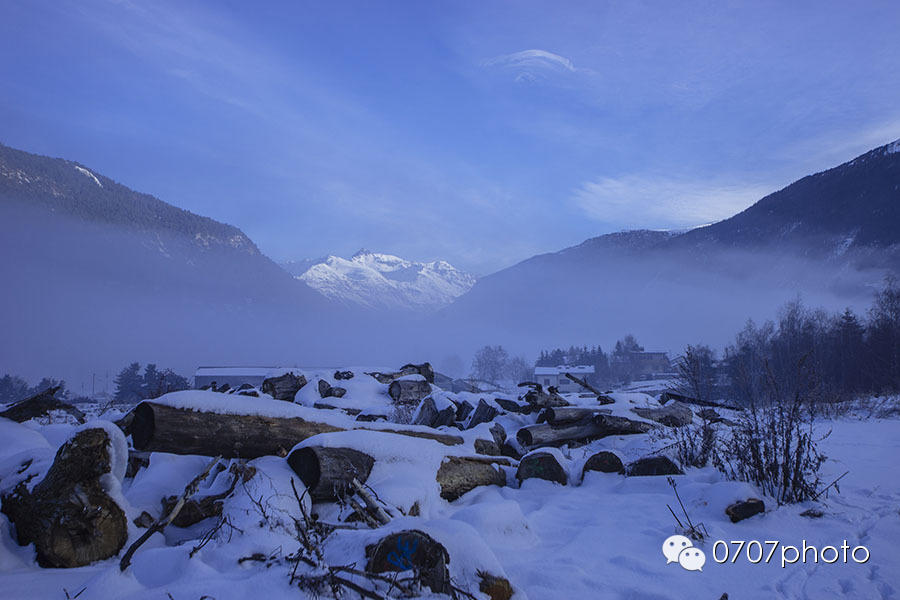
(287, 446, 375, 502)
(131, 401, 155, 451)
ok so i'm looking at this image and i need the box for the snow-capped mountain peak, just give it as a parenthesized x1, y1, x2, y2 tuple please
(285, 250, 476, 312)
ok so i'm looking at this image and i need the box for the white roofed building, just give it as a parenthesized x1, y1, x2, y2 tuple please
(533, 365, 595, 394)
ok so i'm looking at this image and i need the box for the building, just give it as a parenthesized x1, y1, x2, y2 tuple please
(533, 365, 595, 393)
(193, 366, 284, 390)
(611, 351, 671, 380)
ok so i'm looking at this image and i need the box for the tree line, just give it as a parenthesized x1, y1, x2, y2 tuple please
(675, 277, 900, 406)
(0, 363, 189, 407)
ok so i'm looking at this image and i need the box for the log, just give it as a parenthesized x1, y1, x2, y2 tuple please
(489, 422, 507, 446)
(399, 362, 435, 384)
(0, 386, 85, 423)
(562, 373, 614, 404)
(388, 379, 432, 405)
(516, 451, 567, 485)
(521, 387, 568, 409)
(287, 447, 375, 502)
(413, 397, 438, 427)
(474, 439, 502, 456)
(261, 372, 307, 402)
(366, 363, 434, 385)
(479, 572, 515, 600)
(1, 428, 127, 567)
(131, 402, 343, 458)
(413, 397, 455, 428)
(494, 398, 531, 414)
(436, 456, 507, 500)
(467, 399, 499, 429)
(516, 414, 654, 447)
(581, 451, 624, 476)
(624, 456, 683, 476)
(455, 399, 474, 421)
(631, 402, 693, 427)
(159, 463, 247, 527)
(366, 530, 450, 594)
(537, 406, 611, 424)
(129, 402, 464, 458)
(659, 391, 741, 411)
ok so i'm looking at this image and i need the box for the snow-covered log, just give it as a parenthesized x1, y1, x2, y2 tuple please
(366, 530, 450, 594)
(288, 446, 508, 503)
(436, 456, 508, 500)
(516, 450, 567, 485)
(562, 372, 614, 404)
(129, 401, 465, 458)
(520, 384, 568, 409)
(131, 401, 343, 458)
(631, 402, 693, 427)
(1, 427, 127, 567)
(413, 396, 455, 428)
(261, 372, 307, 402)
(287, 446, 376, 502)
(516, 414, 654, 447)
(466, 398, 499, 429)
(536, 406, 611, 424)
(388, 379, 432, 405)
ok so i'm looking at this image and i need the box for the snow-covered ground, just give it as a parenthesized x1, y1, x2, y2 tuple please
(1, 379, 898, 599)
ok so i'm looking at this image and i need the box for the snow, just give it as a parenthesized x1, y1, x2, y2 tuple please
(885, 139, 900, 155)
(74, 165, 103, 187)
(296, 250, 475, 312)
(2, 397, 900, 599)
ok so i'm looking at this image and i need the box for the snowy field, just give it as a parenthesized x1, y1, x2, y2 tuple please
(1, 374, 898, 600)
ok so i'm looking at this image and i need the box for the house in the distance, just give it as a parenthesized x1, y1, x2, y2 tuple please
(193, 366, 283, 390)
(533, 365, 595, 394)
(611, 351, 671, 381)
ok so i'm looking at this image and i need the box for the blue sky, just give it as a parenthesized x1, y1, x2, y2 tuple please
(2, 0, 900, 274)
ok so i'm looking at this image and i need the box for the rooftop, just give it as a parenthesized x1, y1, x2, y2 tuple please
(534, 365, 595, 376)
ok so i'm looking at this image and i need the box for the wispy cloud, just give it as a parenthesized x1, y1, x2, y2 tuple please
(573, 175, 772, 229)
(482, 49, 577, 83)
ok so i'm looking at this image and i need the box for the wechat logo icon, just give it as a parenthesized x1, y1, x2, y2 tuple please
(663, 535, 706, 572)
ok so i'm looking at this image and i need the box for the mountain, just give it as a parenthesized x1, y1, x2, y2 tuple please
(676, 139, 900, 261)
(436, 139, 900, 352)
(283, 250, 476, 312)
(0, 143, 330, 384)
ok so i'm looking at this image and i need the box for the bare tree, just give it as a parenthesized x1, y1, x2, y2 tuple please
(673, 344, 718, 404)
(504, 355, 531, 384)
(471, 345, 509, 384)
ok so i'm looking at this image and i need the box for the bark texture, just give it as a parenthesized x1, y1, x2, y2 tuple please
(1, 428, 127, 568)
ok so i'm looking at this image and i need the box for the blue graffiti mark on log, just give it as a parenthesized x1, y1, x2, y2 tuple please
(387, 535, 419, 571)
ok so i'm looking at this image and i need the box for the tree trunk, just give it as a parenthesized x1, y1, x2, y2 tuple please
(128, 402, 464, 458)
(287, 447, 376, 502)
(516, 414, 654, 447)
(1, 428, 127, 568)
(436, 456, 508, 501)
